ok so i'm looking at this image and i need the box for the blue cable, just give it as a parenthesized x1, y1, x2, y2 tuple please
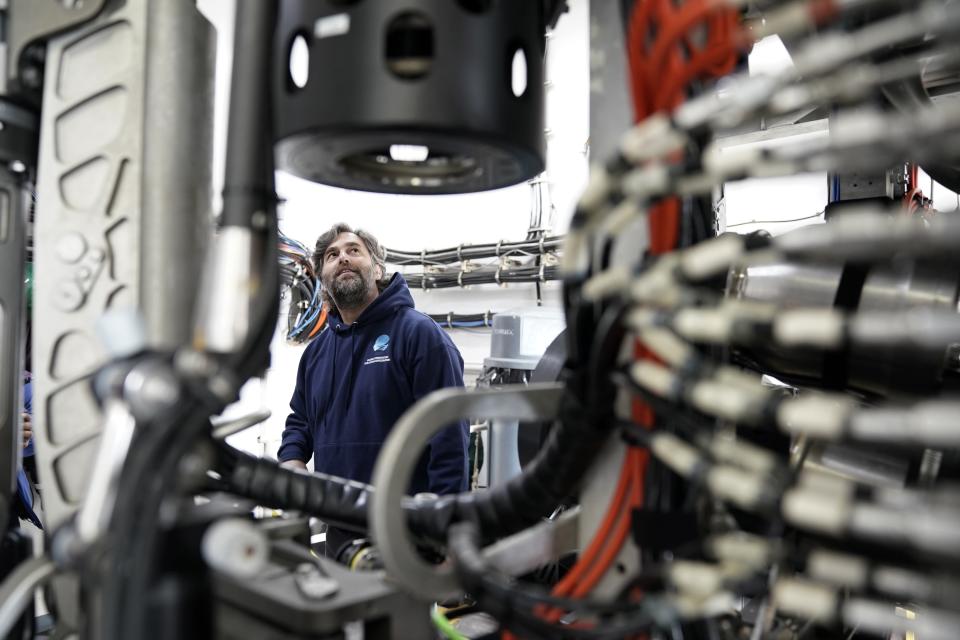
(448, 321, 488, 328)
(288, 282, 323, 339)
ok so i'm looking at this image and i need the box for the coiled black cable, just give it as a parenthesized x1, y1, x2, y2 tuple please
(217, 390, 607, 543)
(219, 446, 370, 533)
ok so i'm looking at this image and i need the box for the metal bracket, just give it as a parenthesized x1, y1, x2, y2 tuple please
(214, 552, 433, 640)
(371, 382, 566, 600)
(484, 507, 580, 576)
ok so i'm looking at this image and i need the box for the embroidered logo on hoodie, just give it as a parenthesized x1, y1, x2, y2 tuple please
(366, 334, 391, 365)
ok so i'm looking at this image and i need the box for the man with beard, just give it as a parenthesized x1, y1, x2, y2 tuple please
(277, 223, 469, 557)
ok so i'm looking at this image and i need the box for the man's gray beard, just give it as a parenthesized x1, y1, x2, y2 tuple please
(329, 272, 369, 310)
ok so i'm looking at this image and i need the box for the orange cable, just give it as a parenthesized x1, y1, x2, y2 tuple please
(306, 307, 328, 339)
(552, 463, 634, 598)
(570, 450, 646, 599)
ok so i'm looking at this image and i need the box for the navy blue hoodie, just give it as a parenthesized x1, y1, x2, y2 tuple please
(278, 273, 469, 494)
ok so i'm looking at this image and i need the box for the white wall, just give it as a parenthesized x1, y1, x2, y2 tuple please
(719, 131, 960, 237)
(718, 36, 829, 236)
(919, 167, 960, 213)
(719, 125, 829, 236)
(720, 36, 960, 233)
(199, 1, 590, 458)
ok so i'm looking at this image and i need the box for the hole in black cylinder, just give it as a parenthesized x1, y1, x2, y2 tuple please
(385, 12, 434, 80)
(288, 33, 310, 91)
(510, 47, 528, 97)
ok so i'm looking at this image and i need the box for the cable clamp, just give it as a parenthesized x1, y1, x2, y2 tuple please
(484, 311, 491, 327)
(495, 265, 502, 286)
(446, 312, 453, 329)
(420, 248, 426, 269)
(421, 274, 427, 290)
(495, 239, 503, 257)
(539, 236, 545, 255)
(539, 264, 546, 283)
(457, 244, 464, 262)
(457, 270, 464, 288)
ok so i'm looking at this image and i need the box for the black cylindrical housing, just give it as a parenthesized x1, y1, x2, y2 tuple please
(223, 0, 278, 228)
(728, 259, 960, 397)
(274, 0, 546, 195)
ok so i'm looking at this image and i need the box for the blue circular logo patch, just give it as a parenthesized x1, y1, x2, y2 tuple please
(373, 334, 390, 352)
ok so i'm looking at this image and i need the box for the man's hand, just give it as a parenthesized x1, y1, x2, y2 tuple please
(281, 459, 308, 471)
(21, 413, 31, 449)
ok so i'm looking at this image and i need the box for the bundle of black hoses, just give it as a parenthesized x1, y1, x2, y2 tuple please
(218, 447, 370, 533)
(447, 522, 657, 639)
(405, 264, 560, 289)
(385, 236, 564, 265)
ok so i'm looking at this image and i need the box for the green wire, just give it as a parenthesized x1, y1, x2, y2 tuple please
(431, 604, 468, 640)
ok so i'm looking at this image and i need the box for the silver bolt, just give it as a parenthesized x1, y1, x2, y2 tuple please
(124, 361, 180, 418)
(251, 210, 269, 230)
(22, 67, 41, 89)
(54, 281, 84, 311)
(178, 446, 214, 490)
(174, 349, 216, 378)
(208, 375, 237, 403)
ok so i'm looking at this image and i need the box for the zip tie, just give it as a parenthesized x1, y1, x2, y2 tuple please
(458, 270, 464, 288)
(421, 274, 427, 290)
(457, 244, 464, 262)
(539, 264, 546, 283)
(484, 311, 491, 327)
(495, 265, 502, 286)
(496, 239, 504, 257)
(539, 236, 545, 255)
(420, 248, 426, 269)
(447, 312, 453, 329)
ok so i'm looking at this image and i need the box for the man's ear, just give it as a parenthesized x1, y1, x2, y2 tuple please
(376, 265, 384, 280)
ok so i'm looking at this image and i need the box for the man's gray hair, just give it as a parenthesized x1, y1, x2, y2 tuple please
(313, 222, 390, 294)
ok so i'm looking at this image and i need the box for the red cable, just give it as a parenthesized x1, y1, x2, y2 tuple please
(648, 0, 719, 84)
(660, 39, 738, 109)
(626, 0, 742, 255)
